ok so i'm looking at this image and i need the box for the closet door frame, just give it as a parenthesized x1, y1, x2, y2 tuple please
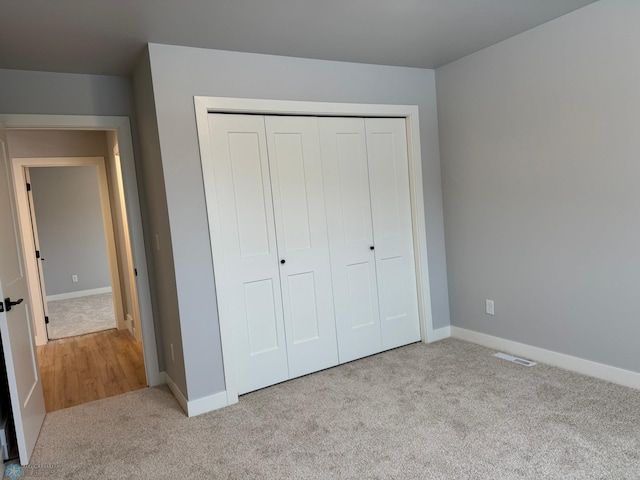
(195, 96, 434, 407)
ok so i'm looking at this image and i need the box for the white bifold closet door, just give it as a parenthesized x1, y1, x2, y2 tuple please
(209, 114, 339, 394)
(319, 117, 420, 360)
(264, 116, 339, 379)
(318, 118, 383, 363)
(208, 113, 419, 395)
(208, 114, 289, 394)
(365, 118, 420, 349)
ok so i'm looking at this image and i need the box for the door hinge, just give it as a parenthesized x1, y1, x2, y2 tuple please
(0, 301, 4, 313)
(26, 182, 31, 192)
(44, 316, 49, 325)
(134, 268, 138, 276)
(35, 250, 40, 259)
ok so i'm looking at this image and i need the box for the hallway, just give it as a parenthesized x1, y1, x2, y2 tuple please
(36, 329, 146, 412)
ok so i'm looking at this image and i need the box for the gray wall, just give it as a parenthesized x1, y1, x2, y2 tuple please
(0, 69, 132, 116)
(143, 44, 448, 400)
(30, 166, 112, 296)
(436, 0, 640, 372)
(132, 51, 180, 387)
(6, 130, 109, 158)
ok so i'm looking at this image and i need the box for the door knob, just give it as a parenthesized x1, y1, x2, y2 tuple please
(370, 246, 375, 250)
(3, 297, 23, 312)
(280, 259, 286, 264)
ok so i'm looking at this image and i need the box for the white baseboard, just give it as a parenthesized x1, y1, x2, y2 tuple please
(47, 286, 112, 302)
(450, 327, 640, 391)
(164, 372, 189, 414)
(126, 313, 134, 336)
(186, 391, 228, 417)
(428, 326, 451, 342)
(163, 371, 229, 417)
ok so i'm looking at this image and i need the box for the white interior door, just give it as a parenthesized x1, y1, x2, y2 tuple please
(365, 118, 421, 349)
(265, 116, 339, 378)
(24, 168, 50, 339)
(319, 117, 382, 363)
(0, 129, 46, 465)
(208, 114, 289, 395)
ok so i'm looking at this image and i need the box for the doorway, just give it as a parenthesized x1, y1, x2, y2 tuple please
(7, 129, 149, 411)
(0, 114, 160, 463)
(26, 163, 121, 341)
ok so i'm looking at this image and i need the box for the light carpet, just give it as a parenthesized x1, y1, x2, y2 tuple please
(46, 293, 116, 339)
(19, 339, 640, 479)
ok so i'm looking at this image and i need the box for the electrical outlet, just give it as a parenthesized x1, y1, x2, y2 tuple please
(71, 275, 78, 283)
(485, 299, 495, 316)
(170, 343, 175, 362)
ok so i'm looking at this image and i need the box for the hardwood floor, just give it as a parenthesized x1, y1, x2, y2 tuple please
(36, 329, 147, 412)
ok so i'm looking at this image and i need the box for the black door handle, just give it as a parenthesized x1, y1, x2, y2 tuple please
(280, 259, 286, 264)
(370, 246, 375, 250)
(4, 297, 23, 312)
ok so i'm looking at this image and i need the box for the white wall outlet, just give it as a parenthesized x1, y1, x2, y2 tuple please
(71, 274, 78, 283)
(170, 343, 175, 362)
(485, 299, 495, 316)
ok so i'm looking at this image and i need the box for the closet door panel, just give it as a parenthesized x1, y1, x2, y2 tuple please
(208, 114, 289, 395)
(271, 132, 312, 251)
(365, 118, 421, 349)
(265, 116, 339, 378)
(319, 117, 382, 363)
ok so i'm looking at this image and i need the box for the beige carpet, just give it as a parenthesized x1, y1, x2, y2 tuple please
(46, 293, 116, 339)
(16, 339, 640, 479)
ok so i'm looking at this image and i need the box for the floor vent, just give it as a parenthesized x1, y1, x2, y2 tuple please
(494, 352, 536, 367)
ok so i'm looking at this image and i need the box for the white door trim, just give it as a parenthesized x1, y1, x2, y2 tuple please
(0, 114, 161, 387)
(12, 156, 126, 342)
(194, 97, 435, 407)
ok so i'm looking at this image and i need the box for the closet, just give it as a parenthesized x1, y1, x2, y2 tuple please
(207, 113, 420, 395)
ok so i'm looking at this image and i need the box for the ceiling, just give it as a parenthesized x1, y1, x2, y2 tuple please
(0, 0, 598, 76)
